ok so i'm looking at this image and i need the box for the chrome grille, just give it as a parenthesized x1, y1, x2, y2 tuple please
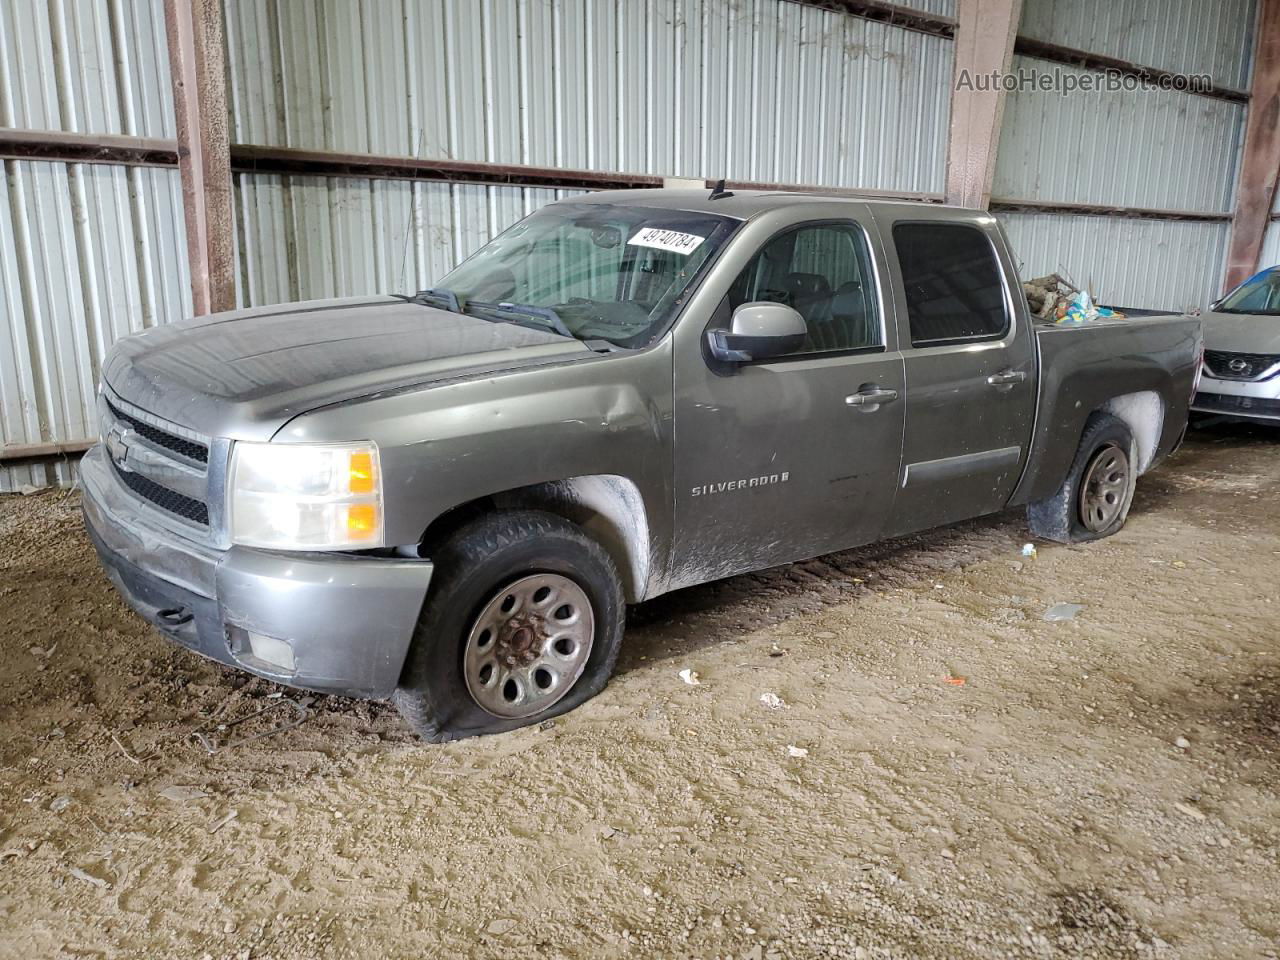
(110, 458, 210, 525)
(101, 394, 211, 529)
(105, 398, 208, 463)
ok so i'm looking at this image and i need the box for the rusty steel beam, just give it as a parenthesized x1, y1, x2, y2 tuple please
(945, 0, 1024, 209)
(163, 0, 235, 316)
(0, 439, 94, 469)
(796, 0, 955, 38)
(989, 198, 1232, 223)
(1225, 0, 1280, 288)
(1013, 37, 1249, 105)
(0, 129, 178, 166)
(230, 144, 665, 191)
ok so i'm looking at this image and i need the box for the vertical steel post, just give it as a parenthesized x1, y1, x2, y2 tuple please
(163, 0, 235, 315)
(945, 0, 1024, 209)
(1225, 0, 1280, 289)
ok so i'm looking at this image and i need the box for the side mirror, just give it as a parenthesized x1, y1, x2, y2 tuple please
(706, 302, 807, 363)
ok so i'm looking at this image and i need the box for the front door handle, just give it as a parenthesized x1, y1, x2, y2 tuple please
(846, 387, 899, 408)
(987, 368, 1027, 387)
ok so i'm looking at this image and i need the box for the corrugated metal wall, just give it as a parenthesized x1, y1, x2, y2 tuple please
(994, 56, 1242, 213)
(992, 0, 1256, 312)
(1260, 223, 1280, 274)
(0, 0, 190, 491)
(1000, 211, 1231, 312)
(223, 0, 954, 306)
(1018, 0, 1256, 90)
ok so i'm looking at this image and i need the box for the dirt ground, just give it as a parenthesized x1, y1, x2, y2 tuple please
(0, 423, 1278, 960)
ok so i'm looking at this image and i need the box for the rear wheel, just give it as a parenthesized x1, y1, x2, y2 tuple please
(1027, 413, 1137, 543)
(393, 510, 624, 742)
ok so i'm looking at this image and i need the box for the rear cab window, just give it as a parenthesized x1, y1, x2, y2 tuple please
(892, 222, 1010, 347)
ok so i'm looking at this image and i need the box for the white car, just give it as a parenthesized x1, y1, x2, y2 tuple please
(1192, 266, 1280, 423)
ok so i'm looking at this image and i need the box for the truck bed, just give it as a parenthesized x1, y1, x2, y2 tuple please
(1010, 313, 1202, 506)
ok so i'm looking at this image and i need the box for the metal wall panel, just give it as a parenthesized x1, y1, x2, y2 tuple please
(223, 0, 952, 194)
(1019, 0, 1257, 90)
(998, 210, 1230, 312)
(234, 173, 579, 307)
(0, 0, 174, 136)
(994, 55, 1244, 213)
(1260, 222, 1280, 272)
(0, 160, 190, 491)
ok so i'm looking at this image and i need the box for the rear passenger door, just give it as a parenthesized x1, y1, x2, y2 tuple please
(875, 216, 1037, 536)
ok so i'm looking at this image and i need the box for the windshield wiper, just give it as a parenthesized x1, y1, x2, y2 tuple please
(464, 301, 576, 339)
(406, 287, 462, 313)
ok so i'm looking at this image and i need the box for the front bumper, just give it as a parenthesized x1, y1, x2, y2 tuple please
(81, 444, 433, 698)
(1192, 372, 1280, 422)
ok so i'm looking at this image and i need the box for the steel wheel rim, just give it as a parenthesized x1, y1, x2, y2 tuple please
(1079, 442, 1129, 532)
(463, 574, 595, 719)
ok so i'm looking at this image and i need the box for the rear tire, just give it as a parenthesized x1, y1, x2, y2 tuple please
(1026, 412, 1137, 544)
(393, 510, 624, 742)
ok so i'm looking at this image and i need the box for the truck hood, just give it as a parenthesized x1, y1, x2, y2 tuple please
(103, 296, 593, 441)
(1200, 310, 1280, 354)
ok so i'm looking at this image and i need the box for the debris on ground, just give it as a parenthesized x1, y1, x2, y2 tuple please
(486, 918, 517, 936)
(67, 866, 109, 889)
(759, 692, 787, 710)
(1173, 801, 1208, 822)
(158, 786, 208, 804)
(786, 745, 808, 758)
(49, 796, 71, 813)
(1043, 602, 1084, 622)
(1174, 736, 1192, 750)
(678, 668, 701, 686)
(191, 697, 311, 754)
(1021, 543, 1037, 558)
(943, 675, 967, 686)
(208, 810, 239, 834)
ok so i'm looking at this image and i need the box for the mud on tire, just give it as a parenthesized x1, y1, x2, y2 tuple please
(1026, 412, 1137, 544)
(393, 510, 624, 742)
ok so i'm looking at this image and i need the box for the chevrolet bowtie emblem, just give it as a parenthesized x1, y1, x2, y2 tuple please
(105, 427, 131, 468)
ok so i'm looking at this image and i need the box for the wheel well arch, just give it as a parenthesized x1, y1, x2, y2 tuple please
(419, 475, 653, 603)
(1096, 390, 1165, 474)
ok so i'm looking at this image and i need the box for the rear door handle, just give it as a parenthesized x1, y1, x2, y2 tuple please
(987, 368, 1027, 387)
(846, 387, 899, 408)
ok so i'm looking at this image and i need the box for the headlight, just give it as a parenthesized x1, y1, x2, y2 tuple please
(229, 442, 383, 550)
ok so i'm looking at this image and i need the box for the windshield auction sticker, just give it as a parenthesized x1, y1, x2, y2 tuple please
(627, 228, 706, 255)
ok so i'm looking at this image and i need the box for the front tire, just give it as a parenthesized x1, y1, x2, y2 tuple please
(393, 510, 624, 742)
(1027, 412, 1137, 544)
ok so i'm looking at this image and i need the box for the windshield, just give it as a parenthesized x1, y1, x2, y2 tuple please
(432, 202, 739, 346)
(1217, 268, 1280, 316)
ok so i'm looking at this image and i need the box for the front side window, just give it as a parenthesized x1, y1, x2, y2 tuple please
(893, 222, 1009, 346)
(727, 222, 882, 354)
(1216, 267, 1280, 315)
(436, 202, 739, 347)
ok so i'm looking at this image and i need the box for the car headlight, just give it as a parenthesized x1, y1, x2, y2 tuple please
(229, 441, 383, 550)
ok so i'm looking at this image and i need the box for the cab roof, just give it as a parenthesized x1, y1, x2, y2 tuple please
(564, 187, 980, 221)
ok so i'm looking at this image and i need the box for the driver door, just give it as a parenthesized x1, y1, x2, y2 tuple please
(667, 208, 906, 591)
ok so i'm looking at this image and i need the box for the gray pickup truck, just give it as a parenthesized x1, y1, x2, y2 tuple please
(83, 189, 1201, 740)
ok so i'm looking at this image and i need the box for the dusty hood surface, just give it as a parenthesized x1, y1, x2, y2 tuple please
(103, 296, 592, 441)
(1200, 310, 1280, 354)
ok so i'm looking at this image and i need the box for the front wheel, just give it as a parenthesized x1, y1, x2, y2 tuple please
(393, 510, 624, 742)
(1027, 412, 1137, 543)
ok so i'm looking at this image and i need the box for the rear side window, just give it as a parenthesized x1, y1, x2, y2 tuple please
(727, 222, 881, 354)
(892, 223, 1009, 346)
